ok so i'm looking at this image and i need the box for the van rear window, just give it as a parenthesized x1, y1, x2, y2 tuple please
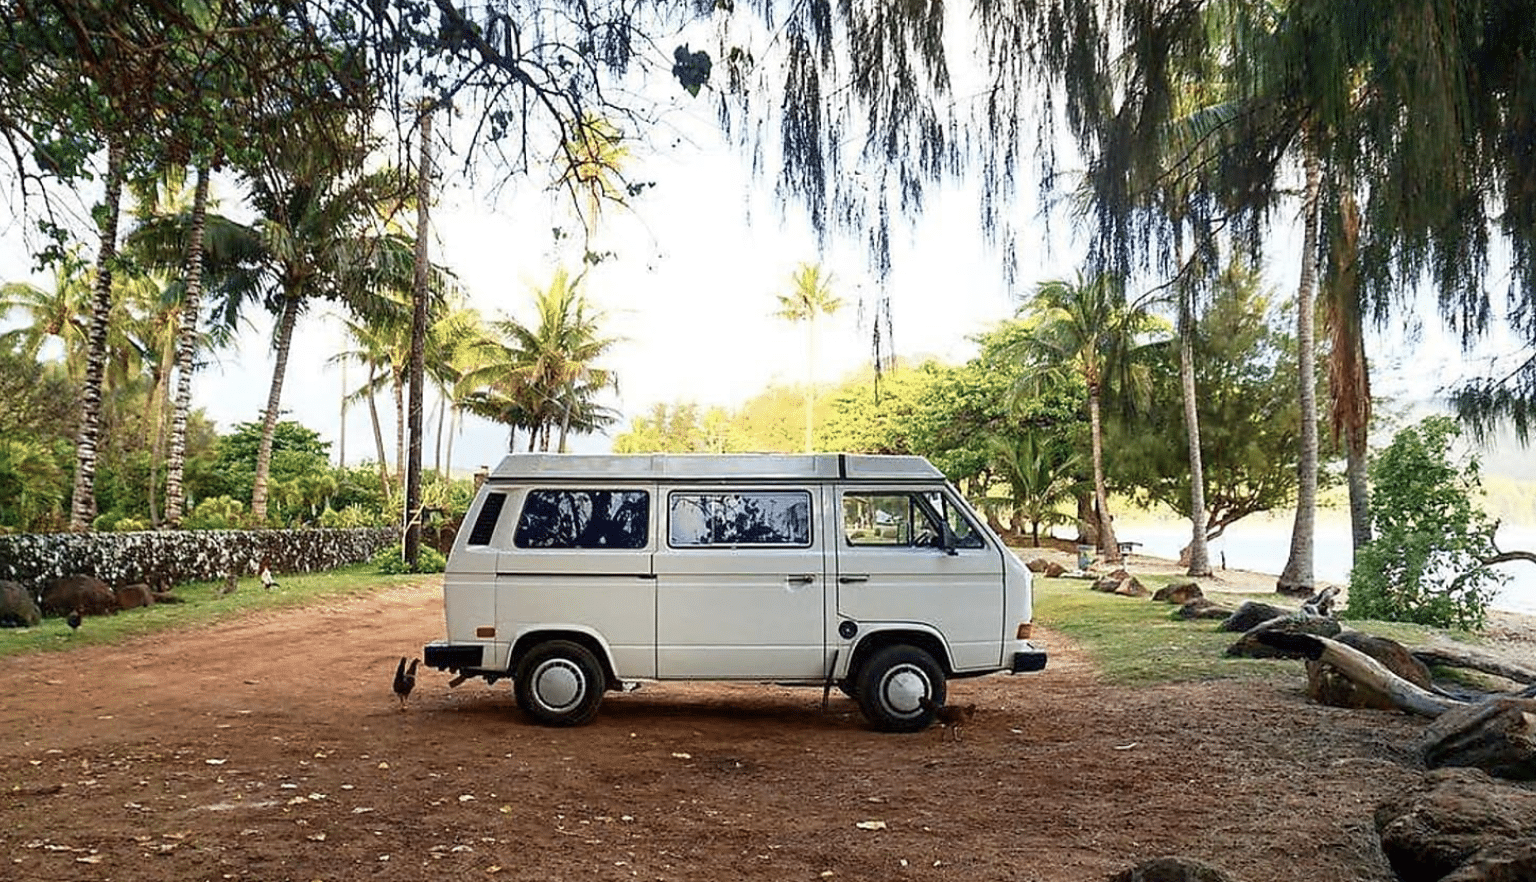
(466, 492, 507, 546)
(668, 491, 811, 547)
(514, 490, 650, 549)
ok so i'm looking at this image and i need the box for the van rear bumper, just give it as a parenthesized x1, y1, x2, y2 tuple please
(424, 641, 484, 671)
(1010, 649, 1048, 673)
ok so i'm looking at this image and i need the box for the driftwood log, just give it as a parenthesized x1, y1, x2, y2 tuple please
(1253, 631, 1462, 717)
(1255, 631, 1536, 779)
(1411, 645, 1536, 686)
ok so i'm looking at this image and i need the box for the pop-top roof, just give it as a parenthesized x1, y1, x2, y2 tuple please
(486, 453, 944, 483)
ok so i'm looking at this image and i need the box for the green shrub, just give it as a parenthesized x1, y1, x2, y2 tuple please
(183, 496, 247, 530)
(1347, 416, 1505, 630)
(370, 542, 447, 574)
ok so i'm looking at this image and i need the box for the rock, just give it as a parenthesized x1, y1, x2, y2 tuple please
(1224, 614, 1342, 659)
(1418, 698, 1536, 781)
(1219, 601, 1290, 633)
(1043, 561, 1066, 577)
(1375, 767, 1536, 882)
(1107, 856, 1245, 882)
(1153, 581, 1204, 604)
(0, 580, 42, 627)
(1173, 599, 1234, 620)
(1114, 576, 1149, 598)
(1026, 557, 1050, 573)
(1441, 839, 1536, 882)
(1306, 631, 1435, 710)
(1092, 574, 1121, 592)
(114, 583, 155, 610)
(40, 575, 116, 617)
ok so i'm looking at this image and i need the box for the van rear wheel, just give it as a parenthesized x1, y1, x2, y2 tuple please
(514, 640, 605, 726)
(855, 645, 945, 732)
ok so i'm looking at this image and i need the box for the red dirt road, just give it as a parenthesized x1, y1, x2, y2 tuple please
(2, 579, 1426, 882)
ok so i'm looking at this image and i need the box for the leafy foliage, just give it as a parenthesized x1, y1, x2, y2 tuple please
(370, 541, 446, 575)
(1347, 417, 1506, 630)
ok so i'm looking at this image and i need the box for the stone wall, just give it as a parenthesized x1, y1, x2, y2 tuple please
(0, 528, 396, 591)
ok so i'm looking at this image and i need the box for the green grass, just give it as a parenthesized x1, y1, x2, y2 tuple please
(0, 565, 439, 658)
(1032, 574, 1482, 686)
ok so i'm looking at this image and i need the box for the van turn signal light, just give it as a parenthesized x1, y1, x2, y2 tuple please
(476, 626, 496, 638)
(1016, 622, 1033, 640)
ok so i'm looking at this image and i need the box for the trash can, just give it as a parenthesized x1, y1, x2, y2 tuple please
(1076, 544, 1095, 570)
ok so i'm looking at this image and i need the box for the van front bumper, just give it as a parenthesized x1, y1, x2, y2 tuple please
(1010, 649, 1048, 673)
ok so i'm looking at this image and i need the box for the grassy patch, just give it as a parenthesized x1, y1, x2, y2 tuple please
(0, 565, 438, 658)
(1032, 575, 1479, 686)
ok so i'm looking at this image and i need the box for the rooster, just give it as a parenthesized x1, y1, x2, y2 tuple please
(393, 657, 420, 711)
(918, 696, 975, 740)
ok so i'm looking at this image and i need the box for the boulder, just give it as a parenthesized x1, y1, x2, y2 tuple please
(114, 583, 155, 610)
(1153, 581, 1204, 604)
(1043, 560, 1067, 577)
(40, 575, 116, 617)
(1092, 574, 1121, 592)
(1441, 839, 1536, 882)
(1219, 600, 1290, 633)
(1114, 576, 1150, 598)
(1108, 856, 1245, 882)
(1375, 767, 1536, 882)
(1419, 698, 1536, 781)
(1225, 614, 1342, 659)
(1025, 557, 1050, 573)
(0, 580, 42, 627)
(1172, 599, 1234, 621)
(1306, 631, 1435, 711)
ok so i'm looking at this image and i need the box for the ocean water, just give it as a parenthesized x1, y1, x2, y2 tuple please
(1122, 521, 1536, 615)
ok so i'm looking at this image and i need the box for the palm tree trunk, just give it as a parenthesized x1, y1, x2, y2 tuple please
(70, 136, 126, 531)
(146, 337, 175, 527)
(252, 293, 300, 523)
(433, 393, 445, 477)
(1179, 288, 1212, 576)
(1089, 388, 1122, 564)
(1327, 188, 1373, 553)
(405, 103, 433, 567)
(804, 317, 817, 453)
(1278, 146, 1322, 596)
(367, 365, 389, 498)
(165, 163, 210, 527)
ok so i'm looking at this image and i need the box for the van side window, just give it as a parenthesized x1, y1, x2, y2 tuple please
(668, 491, 811, 547)
(514, 490, 650, 549)
(466, 492, 507, 546)
(843, 492, 984, 549)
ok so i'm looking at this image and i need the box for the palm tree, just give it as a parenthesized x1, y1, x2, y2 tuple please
(986, 434, 1081, 547)
(773, 262, 844, 452)
(463, 269, 618, 453)
(1008, 273, 1157, 565)
(1275, 145, 1323, 596)
(71, 135, 127, 530)
(556, 112, 633, 244)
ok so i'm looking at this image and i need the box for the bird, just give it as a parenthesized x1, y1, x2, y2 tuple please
(918, 696, 976, 741)
(393, 657, 420, 711)
(259, 566, 279, 591)
(66, 608, 82, 634)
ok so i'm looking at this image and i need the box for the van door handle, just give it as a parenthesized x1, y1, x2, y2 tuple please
(839, 574, 869, 584)
(786, 574, 816, 585)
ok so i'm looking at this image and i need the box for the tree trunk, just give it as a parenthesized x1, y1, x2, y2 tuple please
(1278, 146, 1321, 596)
(252, 294, 301, 523)
(1254, 632, 1459, 717)
(71, 136, 126, 531)
(1327, 186, 1372, 553)
(405, 104, 432, 569)
(1089, 389, 1122, 564)
(1179, 286, 1212, 577)
(367, 365, 390, 499)
(165, 163, 210, 527)
(338, 359, 348, 468)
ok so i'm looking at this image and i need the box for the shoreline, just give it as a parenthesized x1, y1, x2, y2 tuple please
(1015, 542, 1536, 662)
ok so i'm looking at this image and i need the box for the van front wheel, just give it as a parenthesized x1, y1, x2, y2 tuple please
(514, 640, 605, 726)
(855, 645, 945, 732)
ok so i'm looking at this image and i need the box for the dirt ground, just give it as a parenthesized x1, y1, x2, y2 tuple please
(1, 566, 1519, 882)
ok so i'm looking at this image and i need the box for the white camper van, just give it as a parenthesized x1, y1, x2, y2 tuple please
(425, 453, 1046, 731)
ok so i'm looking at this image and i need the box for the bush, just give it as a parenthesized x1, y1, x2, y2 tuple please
(370, 542, 447, 574)
(1347, 416, 1506, 629)
(183, 496, 247, 531)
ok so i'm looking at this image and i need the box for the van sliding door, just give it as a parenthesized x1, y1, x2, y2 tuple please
(654, 486, 827, 679)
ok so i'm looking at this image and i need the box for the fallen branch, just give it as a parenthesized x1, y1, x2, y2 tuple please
(1253, 631, 1464, 717)
(1411, 645, 1536, 686)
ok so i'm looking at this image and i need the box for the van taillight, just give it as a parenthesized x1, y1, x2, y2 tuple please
(1016, 622, 1032, 640)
